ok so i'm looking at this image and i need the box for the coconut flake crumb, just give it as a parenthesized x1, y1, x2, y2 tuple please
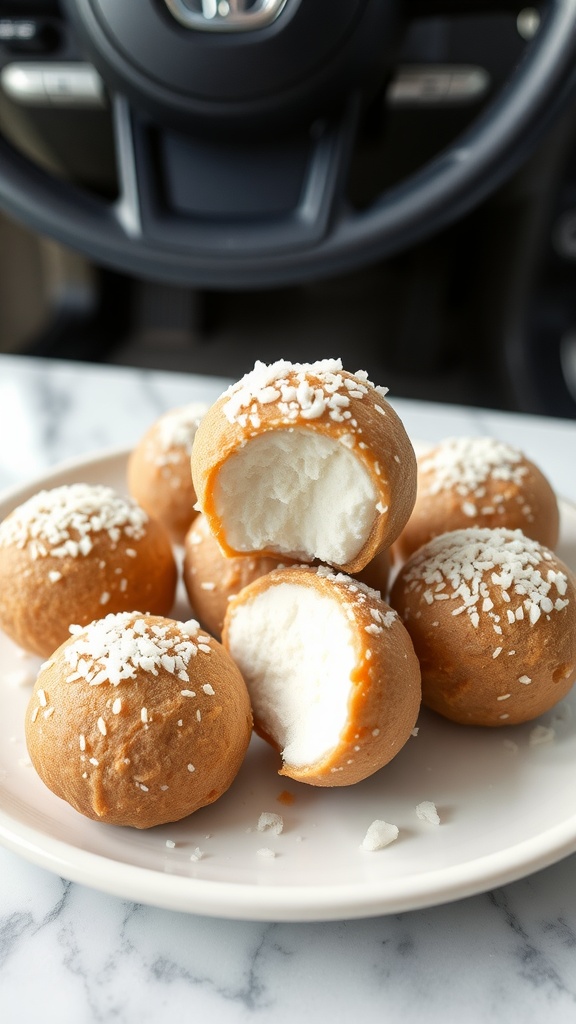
(256, 847, 276, 859)
(361, 820, 399, 851)
(165, 839, 176, 849)
(529, 724, 556, 746)
(503, 739, 519, 754)
(190, 847, 204, 861)
(415, 800, 440, 825)
(257, 811, 284, 835)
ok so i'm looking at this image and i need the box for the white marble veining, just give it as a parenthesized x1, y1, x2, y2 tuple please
(2, 353, 576, 1023)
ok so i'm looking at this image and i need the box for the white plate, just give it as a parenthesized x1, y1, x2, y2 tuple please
(1, 448, 576, 922)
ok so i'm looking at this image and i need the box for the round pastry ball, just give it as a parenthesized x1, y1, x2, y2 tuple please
(182, 512, 283, 638)
(183, 513, 393, 638)
(222, 565, 421, 786)
(0, 483, 177, 657)
(390, 527, 576, 726)
(128, 402, 209, 544)
(25, 612, 253, 828)
(191, 358, 416, 574)
(395, 436, 559, 563)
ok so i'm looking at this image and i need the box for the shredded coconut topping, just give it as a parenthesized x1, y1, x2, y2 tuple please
(221, 358, 389, 428)
(63, 612, 203, 686)
(315, 564, 381, 603)
(401, 528, 569, 632)
(145, 403, 208, 466)
(313, 566, 400, 637)
(420, 437, 528, 499)
(0, 484, 148, 560)
(415, 800, 440, 825)
(257, 811, 284, 835)
(529, 724, 556, 746)
(361, 820, 399, 851)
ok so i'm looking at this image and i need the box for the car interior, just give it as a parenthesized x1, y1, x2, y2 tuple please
(1, 0, 576, 420)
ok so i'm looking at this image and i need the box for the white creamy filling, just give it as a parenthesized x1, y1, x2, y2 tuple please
(215, 428, 377, 564)
(226, 583, 355, 767)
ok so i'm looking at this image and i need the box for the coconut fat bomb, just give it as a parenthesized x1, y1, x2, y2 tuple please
(182, 512, 284, 639)
(395, 436, 559, 562)
(191, 358, 417, 574)
(390, 527, 576, 726)
(222, 564, 421, 786)
(127, 402, 209, 544)
(25, 612, 253, 828)
(0, 483, 177, 657)
(182, 511, 393, 639)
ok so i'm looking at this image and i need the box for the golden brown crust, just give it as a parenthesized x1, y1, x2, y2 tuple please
(394, 438, 560, 564)
(182, 512, 283, 638)
(390, 527, 576, 726)
(191, 362, 416, 573)
(25, 613, 253, 828)
(354, 548, 392, 598)
(127, 404, 207, 544)
(222, 565, 421, 786)
(0, 486, 177, 657)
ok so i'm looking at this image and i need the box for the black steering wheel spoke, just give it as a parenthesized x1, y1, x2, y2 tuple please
(111, 91, 362, 261)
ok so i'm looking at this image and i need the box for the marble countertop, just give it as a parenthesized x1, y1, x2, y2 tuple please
(2, 353, 576, 1023)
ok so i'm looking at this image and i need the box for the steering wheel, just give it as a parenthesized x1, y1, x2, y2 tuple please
(1, 0, 576, 289)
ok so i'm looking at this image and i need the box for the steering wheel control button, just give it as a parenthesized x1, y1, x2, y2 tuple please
(163, 0, 291, 33)
(1, 62, 105, 107)
(0, 63, 46, 102)
(388, 65, 490, 106)
(43, 65, 104, 105)
(0, 18, 58, 52)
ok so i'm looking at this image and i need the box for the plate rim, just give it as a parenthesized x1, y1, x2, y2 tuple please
(2, 797, 576, 922)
